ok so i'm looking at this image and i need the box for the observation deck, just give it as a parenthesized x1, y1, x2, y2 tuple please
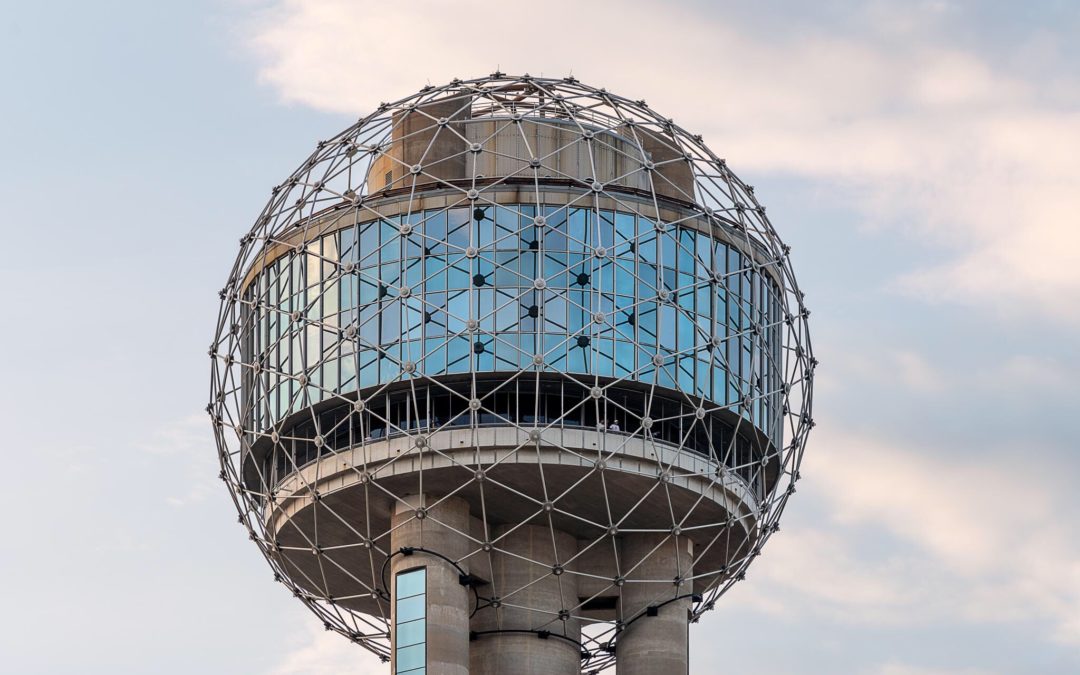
(211, 76, 813, 675)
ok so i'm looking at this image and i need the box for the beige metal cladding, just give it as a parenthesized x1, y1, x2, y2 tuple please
(369, 98, 471, 192)
(367, 102, 696, 199)
(461, 118, 652, 190)
(633, 125, 697, 202)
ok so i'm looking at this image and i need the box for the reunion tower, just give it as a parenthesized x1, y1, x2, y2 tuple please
(209, 74, 814, 674)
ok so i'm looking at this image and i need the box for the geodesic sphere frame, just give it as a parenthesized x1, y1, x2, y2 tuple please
(209, 73, 814, 669)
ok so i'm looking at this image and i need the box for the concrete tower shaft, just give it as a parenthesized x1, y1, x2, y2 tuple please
(211, 75, 815, 674)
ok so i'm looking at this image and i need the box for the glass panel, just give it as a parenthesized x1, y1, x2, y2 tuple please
(396, 644, 425, 672)
(424, 209, 446, 250)
(396, 618, 425, 648)
(543, 206, 567, 250)
(568, 207, 589, 251)
(447, 208, 470, 249)
(395, 595, 425, 623)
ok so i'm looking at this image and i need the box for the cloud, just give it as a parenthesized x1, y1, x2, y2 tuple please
(820, 349, 948, 397)
(817, 338, 1078, 407)
(975, 353, 1075, 392)
(241, 0, 1080, 323)
(137, 414, 219, 507)
(267, 621, 385, 675)
(869, 665, 995, 675)
(729, 427, 1080, 646)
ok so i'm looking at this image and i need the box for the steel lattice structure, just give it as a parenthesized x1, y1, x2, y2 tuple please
(209, 74, 814, 674)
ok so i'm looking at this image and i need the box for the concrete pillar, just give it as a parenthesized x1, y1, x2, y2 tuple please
(390, 494, 471, 675)
(616, 533, 695, 675)
(470, 524, 580, 675)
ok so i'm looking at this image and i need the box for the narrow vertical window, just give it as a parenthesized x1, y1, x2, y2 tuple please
(395, 568, 426, 674)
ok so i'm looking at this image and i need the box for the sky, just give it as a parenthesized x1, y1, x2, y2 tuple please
(1, 1, 1078, 673)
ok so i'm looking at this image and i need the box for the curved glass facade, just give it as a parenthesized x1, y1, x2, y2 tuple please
(243, 202, 782, 443)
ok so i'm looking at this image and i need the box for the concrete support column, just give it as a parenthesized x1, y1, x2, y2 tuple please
(390, 494, 471, 675)
(616, 533, 695, 675)
(470, 524, 580, 675)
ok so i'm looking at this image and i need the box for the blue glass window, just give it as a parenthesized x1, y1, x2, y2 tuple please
(395, 567, 426, 674)
(246, 201, 783, 444)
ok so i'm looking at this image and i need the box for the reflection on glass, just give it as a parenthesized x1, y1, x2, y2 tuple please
(244, 203, 783, 444)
